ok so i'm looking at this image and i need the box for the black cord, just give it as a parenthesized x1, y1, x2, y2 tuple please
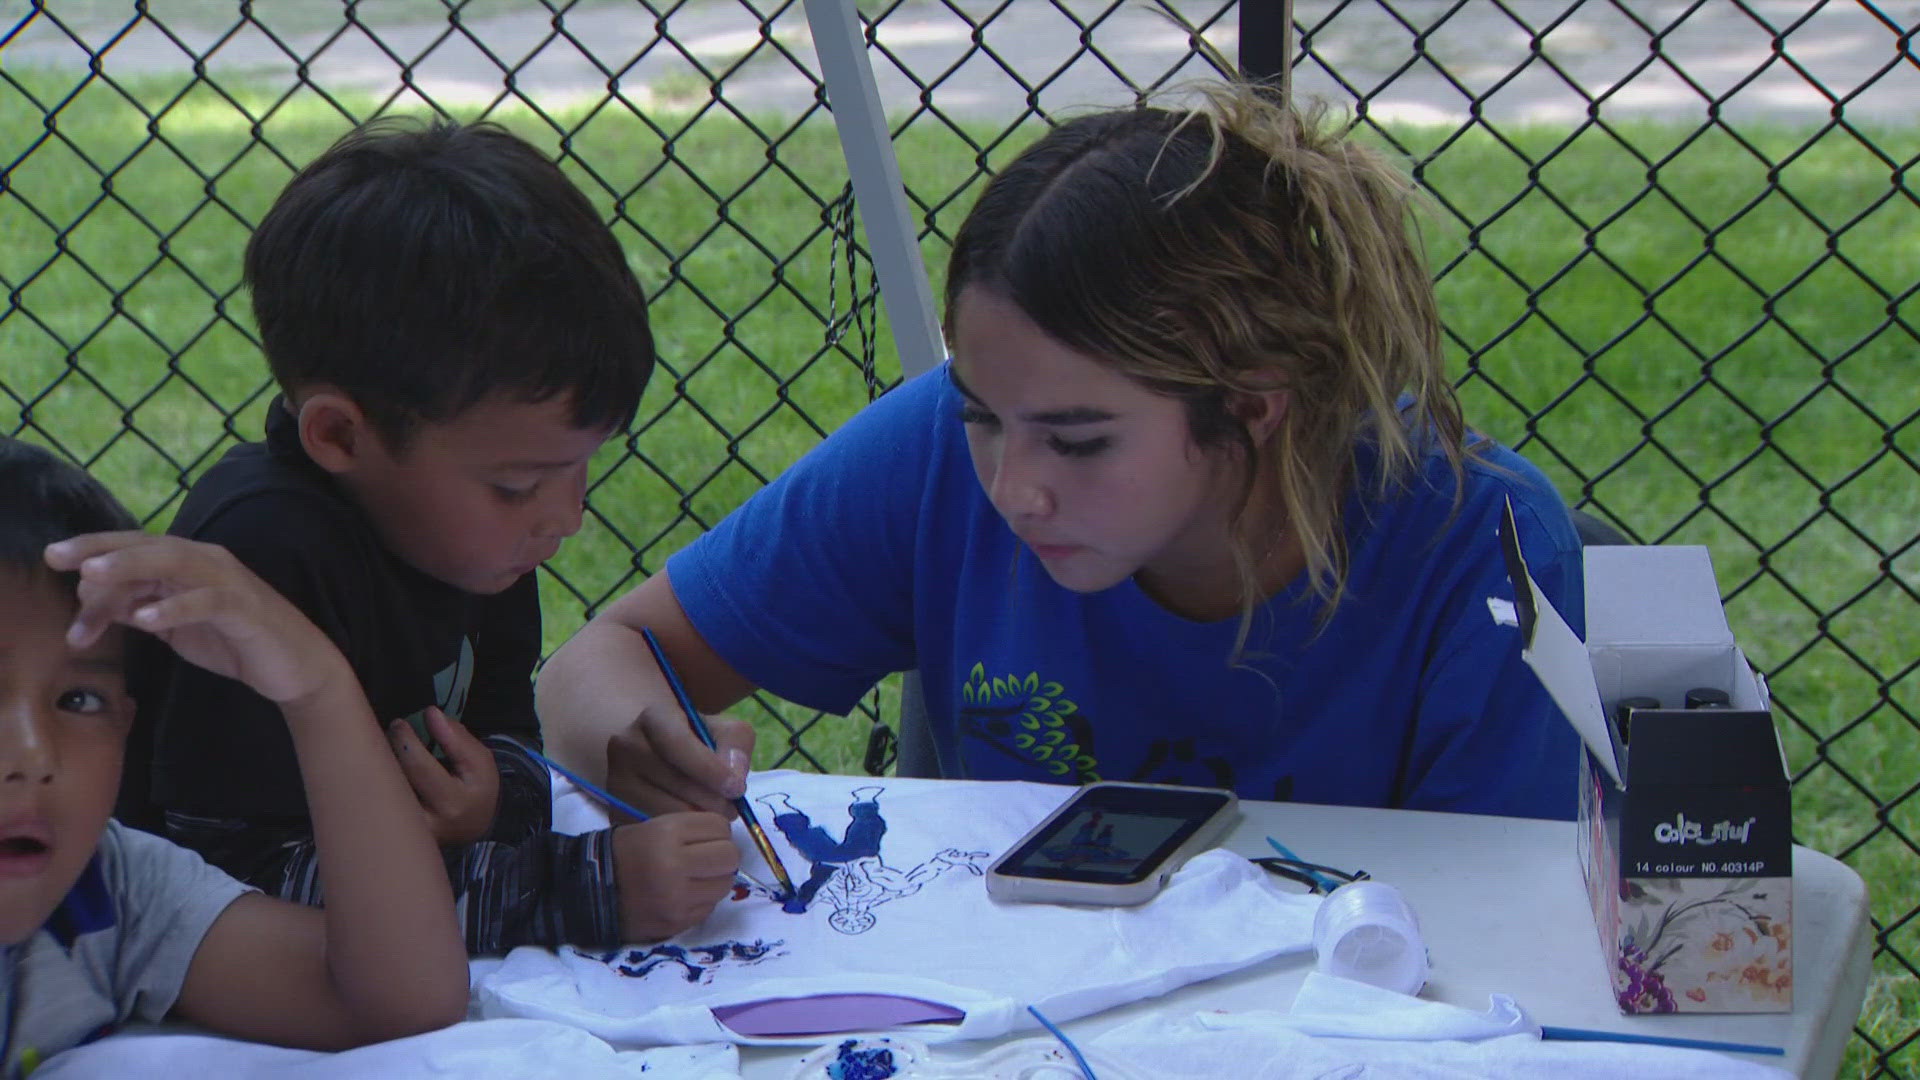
(1254, 857, 1369, 894)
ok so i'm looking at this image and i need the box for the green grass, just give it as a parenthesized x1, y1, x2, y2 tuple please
(3, 67, 1916, 1075)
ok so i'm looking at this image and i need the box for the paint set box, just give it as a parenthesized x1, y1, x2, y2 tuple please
(1498, 506, 1792, 1015)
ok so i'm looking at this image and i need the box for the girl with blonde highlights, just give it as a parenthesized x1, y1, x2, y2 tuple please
(542, 81, 1584, 821)
(946, 84, 1465, 647)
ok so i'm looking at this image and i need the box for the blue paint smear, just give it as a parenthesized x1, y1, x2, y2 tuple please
(604, 939, 781, 982)
(770, 793, 888, 915)
(826, 1038, 898, 1080)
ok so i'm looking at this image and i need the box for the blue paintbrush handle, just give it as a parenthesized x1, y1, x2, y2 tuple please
(640, 628, 797, 898)
(641, 629, 726, 750)
(640, 628, 756, 825)
(528, 748, 650, 823)
(535, 747, 771, 894)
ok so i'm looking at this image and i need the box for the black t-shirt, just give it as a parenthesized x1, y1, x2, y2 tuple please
(126, 400, 542, 823)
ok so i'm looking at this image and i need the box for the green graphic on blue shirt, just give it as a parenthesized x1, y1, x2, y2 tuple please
(958, 662, 1099, 782)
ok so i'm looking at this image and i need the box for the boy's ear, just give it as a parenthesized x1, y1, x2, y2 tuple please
(294, 391, 374, 475)
(1229, 387, 1290, 445)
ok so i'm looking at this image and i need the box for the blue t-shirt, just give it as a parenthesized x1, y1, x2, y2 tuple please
(668, 366, 1583, 819)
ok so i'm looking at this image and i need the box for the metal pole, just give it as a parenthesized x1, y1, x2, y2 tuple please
(801, 0, 946, 379)
(1238, 0, 1293, 100)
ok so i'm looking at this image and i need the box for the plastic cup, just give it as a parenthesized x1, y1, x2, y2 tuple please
(1312, 880, 1429, 995)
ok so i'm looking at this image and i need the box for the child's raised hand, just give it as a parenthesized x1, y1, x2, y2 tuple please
(45, 531, 347, 707)
(388, 706, 502, 846)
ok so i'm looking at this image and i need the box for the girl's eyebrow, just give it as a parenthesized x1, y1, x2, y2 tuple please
(948, 366, 1117, 426)
(947, 365, 984, 404)
(1025, 405, 1118, 426)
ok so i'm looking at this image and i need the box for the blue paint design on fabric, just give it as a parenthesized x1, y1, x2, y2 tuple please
(770, 794, 886, 912)
(587, 939, 783, 983)
(781, 801, 886, 862)
(826, 1038, 898, 1080)
(753, 786, 989, 934)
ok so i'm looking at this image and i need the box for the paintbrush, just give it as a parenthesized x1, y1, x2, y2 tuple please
(641, 627, 798, 902)
(526, 747, 767, 894)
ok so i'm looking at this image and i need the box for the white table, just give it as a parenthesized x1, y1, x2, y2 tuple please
(739, 800, 1871, 1079)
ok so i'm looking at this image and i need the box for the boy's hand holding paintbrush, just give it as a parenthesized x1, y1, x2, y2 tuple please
(547, 629, 797, 905)
(531, 637, 755, 939)
(610, 812, 743, 940)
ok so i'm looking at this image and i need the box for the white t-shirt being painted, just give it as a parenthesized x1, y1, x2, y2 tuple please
(477, 771, 1316, 1045)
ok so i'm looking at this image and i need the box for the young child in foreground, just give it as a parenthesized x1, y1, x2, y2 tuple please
(0, 436, 467, 1073)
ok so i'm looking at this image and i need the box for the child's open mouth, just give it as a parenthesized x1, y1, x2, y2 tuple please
(0, 835, 52, 876)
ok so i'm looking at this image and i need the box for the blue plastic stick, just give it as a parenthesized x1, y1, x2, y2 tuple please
(1540, 1025, 1784, 1056)
(1266, 835, 1339, 893)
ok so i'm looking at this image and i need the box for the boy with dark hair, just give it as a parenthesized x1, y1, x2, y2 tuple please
(127, 116, 739, 954)
(1, 436, 467, 1069)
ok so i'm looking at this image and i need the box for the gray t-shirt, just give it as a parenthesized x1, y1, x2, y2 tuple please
(1, 821, 253, 1076)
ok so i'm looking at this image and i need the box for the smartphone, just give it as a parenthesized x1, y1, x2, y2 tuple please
(986, 781, 1239, 907)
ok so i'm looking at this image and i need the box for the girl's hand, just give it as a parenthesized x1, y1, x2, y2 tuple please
(606, 706, 754, 820)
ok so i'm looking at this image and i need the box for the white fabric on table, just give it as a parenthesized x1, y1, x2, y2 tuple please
(775, 975, 1793, 1079)
(34, 1018, 741, 1079)
(484, 771, 1318, 1046)
(1084, 972, 1794, 1079)
(1272, 969, 1539, 1040)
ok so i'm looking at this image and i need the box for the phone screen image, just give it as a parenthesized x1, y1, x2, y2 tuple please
(995, 786, 1232, 885)
(1024, 809, 1183, 875)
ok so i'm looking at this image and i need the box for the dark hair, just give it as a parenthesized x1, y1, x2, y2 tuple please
(245, 116, 654, 447)
(946, 83, 1462, 641)
(0, 436, 139, 596)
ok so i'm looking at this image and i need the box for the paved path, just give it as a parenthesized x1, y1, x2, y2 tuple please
(4, 0, 1916, 126)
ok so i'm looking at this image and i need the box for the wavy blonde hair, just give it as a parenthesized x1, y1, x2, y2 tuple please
(945, 81, 1465, 647)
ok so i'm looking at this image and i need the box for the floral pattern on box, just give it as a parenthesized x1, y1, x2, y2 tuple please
(1614, 876, 1792, 1014)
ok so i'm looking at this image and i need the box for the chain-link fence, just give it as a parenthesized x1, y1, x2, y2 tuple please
(3, 0, 1915, 1073)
